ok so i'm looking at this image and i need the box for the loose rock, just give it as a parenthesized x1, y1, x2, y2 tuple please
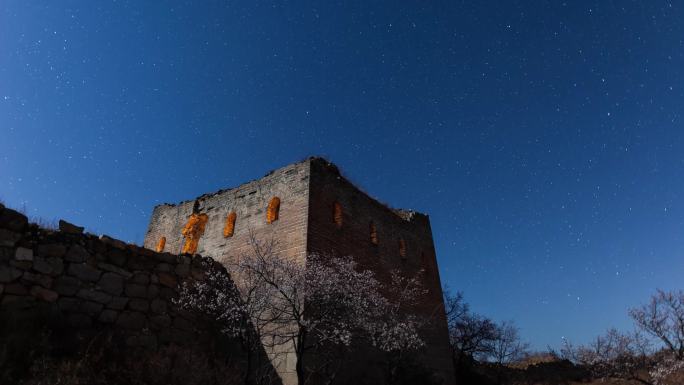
(15, 247, 33, 261)
(59, 219, 84, 234)
(0, 209, 28, 232)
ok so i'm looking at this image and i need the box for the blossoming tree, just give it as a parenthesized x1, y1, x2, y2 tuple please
(176, 236, 426, 385)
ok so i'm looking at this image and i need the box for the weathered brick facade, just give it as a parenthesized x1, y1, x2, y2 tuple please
(144, 157, 455, 384)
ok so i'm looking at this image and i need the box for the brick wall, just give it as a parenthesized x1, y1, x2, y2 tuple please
(144, 160, 310, 267)
(307, 158, 455, 384)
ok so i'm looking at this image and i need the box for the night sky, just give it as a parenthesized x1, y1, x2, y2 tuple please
(1, 1, 683, 351)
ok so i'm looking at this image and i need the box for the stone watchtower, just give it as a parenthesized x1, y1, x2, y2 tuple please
(143, 157, 455, 385)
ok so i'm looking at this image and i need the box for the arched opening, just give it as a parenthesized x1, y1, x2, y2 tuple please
(369, 221, 378, 245)
(267, 197, 281, 224)
(223, 211, 237, 238)
(155, 236, 166, 253)
(333, 201, 343, 228)
(399, 238, 406, 260)
(181, 213, 208, 254)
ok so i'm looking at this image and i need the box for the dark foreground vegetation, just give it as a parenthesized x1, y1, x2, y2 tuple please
(0, 305, 246, 385)
(446, 289, 684, 385)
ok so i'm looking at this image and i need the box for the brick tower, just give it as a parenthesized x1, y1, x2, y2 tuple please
(144, 157, 455, 385)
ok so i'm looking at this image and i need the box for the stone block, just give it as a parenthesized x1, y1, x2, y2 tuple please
(159, 327, 194, 345)
(99, 235, 126, 250)
(150, 299, 167, 314)
(153, 252, 177, 264)
(30, 286, 58, 302)
(1, 294, 36, 307)
(33, 257, 64, 276)
(68, 263, 101, 282)
(98, 309, 119, 323)
(190, 268, 205, 280)
(97, 263, 133, 278)
(155, 263, 173, 273)
(107, 248, 127, 266)
(15, 247, 33, 261)
(174, 263, 190, 277)
(137, 247, 155, 257)
(0, 265, 23, 283)
(22, 272, 53, 288)
(98, 272, 124, 295)
(76, 288, 112, 304)
(0, 229, 21, 247)
(116, 311, 147, 329)
(0, 247, 13, 262)
(128, 298, 149, 312)
(146, 284, 160, 299)
(65, 244, 89, 262)
(81, 301, 104, 316)
(127, 255, 154, 270)
(54, 276, 80, 296)
(150, 314, 171, 329)
(125, 334, 157, 350)
(132, 273, 149, 285)
(9, 260, 32, 270)
(58, 219, 84, 234)
(58, 297, 80, 312)
(124, 283, 147, 298)
(158, 272, 177, 288)
(4, 282, 28, 295)
(88, 239, 107, 255)
(107, 296, 129, 310)
(67, 314, 92, 327)
(0, 208, 28, 232)
(36, 243, 67, 258)
(159, 287, 176, 300)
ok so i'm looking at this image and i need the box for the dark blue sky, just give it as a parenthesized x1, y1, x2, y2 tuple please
(1, 1, 683, 351)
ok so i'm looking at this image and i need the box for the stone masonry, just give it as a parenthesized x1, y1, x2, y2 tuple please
(144, 157, 456, 385)
(0, 203, 246, 355)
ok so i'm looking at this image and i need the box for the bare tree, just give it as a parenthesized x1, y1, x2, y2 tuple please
(630, 289, 684, 360)
(630, 289, 684, 384)
(444, 290, 499, 369)
(550, 290, 684, 385)
(490, 321, 530, 365)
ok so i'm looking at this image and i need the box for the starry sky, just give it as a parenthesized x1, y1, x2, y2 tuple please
(1, 1, 683, 351)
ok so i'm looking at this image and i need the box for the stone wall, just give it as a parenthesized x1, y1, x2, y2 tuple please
(0, 202, 231, 351)
(307, 158, 455, 385)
